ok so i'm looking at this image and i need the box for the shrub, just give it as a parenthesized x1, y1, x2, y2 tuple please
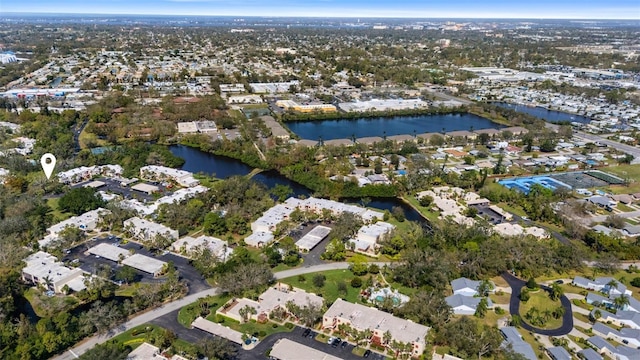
(631, 277, 640, 288)
(313, 274, 326, 288)
(258, 331, 267, 337)
(495, 307, 505, 315)
(351, 277, 363, 288)
(298, 274, 306, 282)
(272, 323, 278, 328)
(520, 289, 530, 302)
(526, 277, 537, 289)
(285, 322, 294, 329)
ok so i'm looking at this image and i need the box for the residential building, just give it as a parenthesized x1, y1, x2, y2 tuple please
(124, 217, 179, 242)
(323, 298, 430, 357)
(445, 294, 493, 315)
(350, 221, 395, 255)
(40, 208, 110, 248)
(171, 235, 232, 261)
(578, 348, 603, 360)
(57, 164, 123, 184)
(451, 277, 481, 296)
(270, 339, 342, 360)
(21, 251, 87, 293)
(547, 346, 571, 360)
(139, 165, 199, 187)
(573, 276, 631, 296)
(217, 284, 324, 323)
(500, 327, 536, 360)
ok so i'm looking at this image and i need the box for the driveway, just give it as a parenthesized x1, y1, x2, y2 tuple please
(502, 272, 574, 336)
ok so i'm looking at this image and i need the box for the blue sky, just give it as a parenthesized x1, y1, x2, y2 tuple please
(3, 0, 639, 19)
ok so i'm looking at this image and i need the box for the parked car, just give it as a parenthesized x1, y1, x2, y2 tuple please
(331, 338, 340, 348)
(327, 337, 335, 345)
(341, 341, 348, 349)
(302, 328, 310, 337)
(555, 279, 564, 284)
(363, 350, 371, 358)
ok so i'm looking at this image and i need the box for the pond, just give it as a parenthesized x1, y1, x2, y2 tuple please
(493, 102, 592, 124)
(169, 145, 425, 222)
(285, 113, 503, 140)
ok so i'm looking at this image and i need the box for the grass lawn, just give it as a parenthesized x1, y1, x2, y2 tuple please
(78, 128, 108, 149)
(400, 195, 441, 223)
(605, 164, 640, 179)
(47, 197, 72, 222)
(207, 314, 292, 339)
(491, 276, 510, 288)
(280, 269, 364, 304)
(111, 324, 163, 349)
(497, 202, 528, 217)
(24, 288, 79, 317)
(178, 294, 231, 327)
(115, 284, 139, 297)
(519, 289, 564, 329)
(617, 203, 636, 213)
(490, 292, 512, 305)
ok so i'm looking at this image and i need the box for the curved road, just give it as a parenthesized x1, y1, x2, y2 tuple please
(52, 262, 355, 360)
(502, 272, 574, 336)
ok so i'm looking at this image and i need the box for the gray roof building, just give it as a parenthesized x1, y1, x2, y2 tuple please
(547, 346, 571, 360)
(578, 348, 603, 360)
(500, 327, 536, 360)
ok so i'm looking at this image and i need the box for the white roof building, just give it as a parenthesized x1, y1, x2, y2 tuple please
(139, 165, 199, 187)
(57, 165, 123, 184)
(122, 254, 167, 277)
(244, 231, 275, 247)
(171, 235, 232, 260)
(21, 251, 87, 293)
(123, 217, 179, 242)
(40, 208, 110, 248)
(295, 225, 332, 252)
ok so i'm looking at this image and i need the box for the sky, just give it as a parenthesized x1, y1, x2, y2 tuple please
(2, 0, 639, 19)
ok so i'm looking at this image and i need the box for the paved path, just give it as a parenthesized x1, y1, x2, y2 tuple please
(52, 262, 363, 360)
(502, 273, 574, 336)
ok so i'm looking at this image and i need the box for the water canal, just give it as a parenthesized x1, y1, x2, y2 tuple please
(169, 145, 424, 222)
(493, 102, 592, 124)
(285, 113, 504, 140)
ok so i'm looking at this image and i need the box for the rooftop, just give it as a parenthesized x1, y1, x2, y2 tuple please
(324, 298, 429, 345)
(270, 339, 342, 360)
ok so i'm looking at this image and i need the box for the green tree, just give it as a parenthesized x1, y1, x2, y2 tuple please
(312, 274, 326, 288)
(203, 212, 227, 236)
(58, 187, 106, 215)
(115, 266, 137, 284)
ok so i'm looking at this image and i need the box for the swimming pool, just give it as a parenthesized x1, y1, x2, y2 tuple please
(498, 175, 571, 194)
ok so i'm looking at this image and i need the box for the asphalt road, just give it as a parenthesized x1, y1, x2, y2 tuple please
(502, 272, 574, 336)
(575, 131, 640, 164)
(51, 262, 362, 360)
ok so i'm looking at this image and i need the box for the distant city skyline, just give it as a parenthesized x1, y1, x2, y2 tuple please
(3, 0, 639, 20)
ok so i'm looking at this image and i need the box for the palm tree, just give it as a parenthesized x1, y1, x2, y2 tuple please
(606, 279, 619, 295)
(383, 330, 392, 346)
(614, 295, 630, 310)
(553, 306, 565, 319)
(549, 283, 564, 301)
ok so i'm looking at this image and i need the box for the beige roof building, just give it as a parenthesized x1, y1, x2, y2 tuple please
(270, 339, 342, 360)
(323, 298, 430, 356)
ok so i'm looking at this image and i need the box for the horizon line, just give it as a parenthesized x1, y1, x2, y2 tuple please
(2, 11, 639, 21)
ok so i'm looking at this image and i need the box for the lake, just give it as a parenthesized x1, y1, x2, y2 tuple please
(169, 144, 424, 222)
(493, 102, 592, 124)
(285, 113, 503, 140)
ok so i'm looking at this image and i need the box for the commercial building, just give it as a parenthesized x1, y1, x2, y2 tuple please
(171, 235, 232, 261)
(21, 251, 87, 293)
(323, 298, 430, 357)
(131, 183, 160, 194)
(227, 94, 263, 104)
(249, 81, 299, 94)
(260, 115, 290, 140)
(338, 99, 428, 113)
(275, 100, 337, 113)
(270, 339, 342, 360)
(139, 165, 199, 187)
(123, 217, 179, 242)
(176, 121, 218, 134)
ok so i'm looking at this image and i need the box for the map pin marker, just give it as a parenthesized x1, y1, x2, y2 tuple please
(40, 153, 57, 180)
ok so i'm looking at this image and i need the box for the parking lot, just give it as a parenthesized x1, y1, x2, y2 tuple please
(73, 177, 171, 202)
(288, 222, 334, 267)
(63, 236, 210, 294)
